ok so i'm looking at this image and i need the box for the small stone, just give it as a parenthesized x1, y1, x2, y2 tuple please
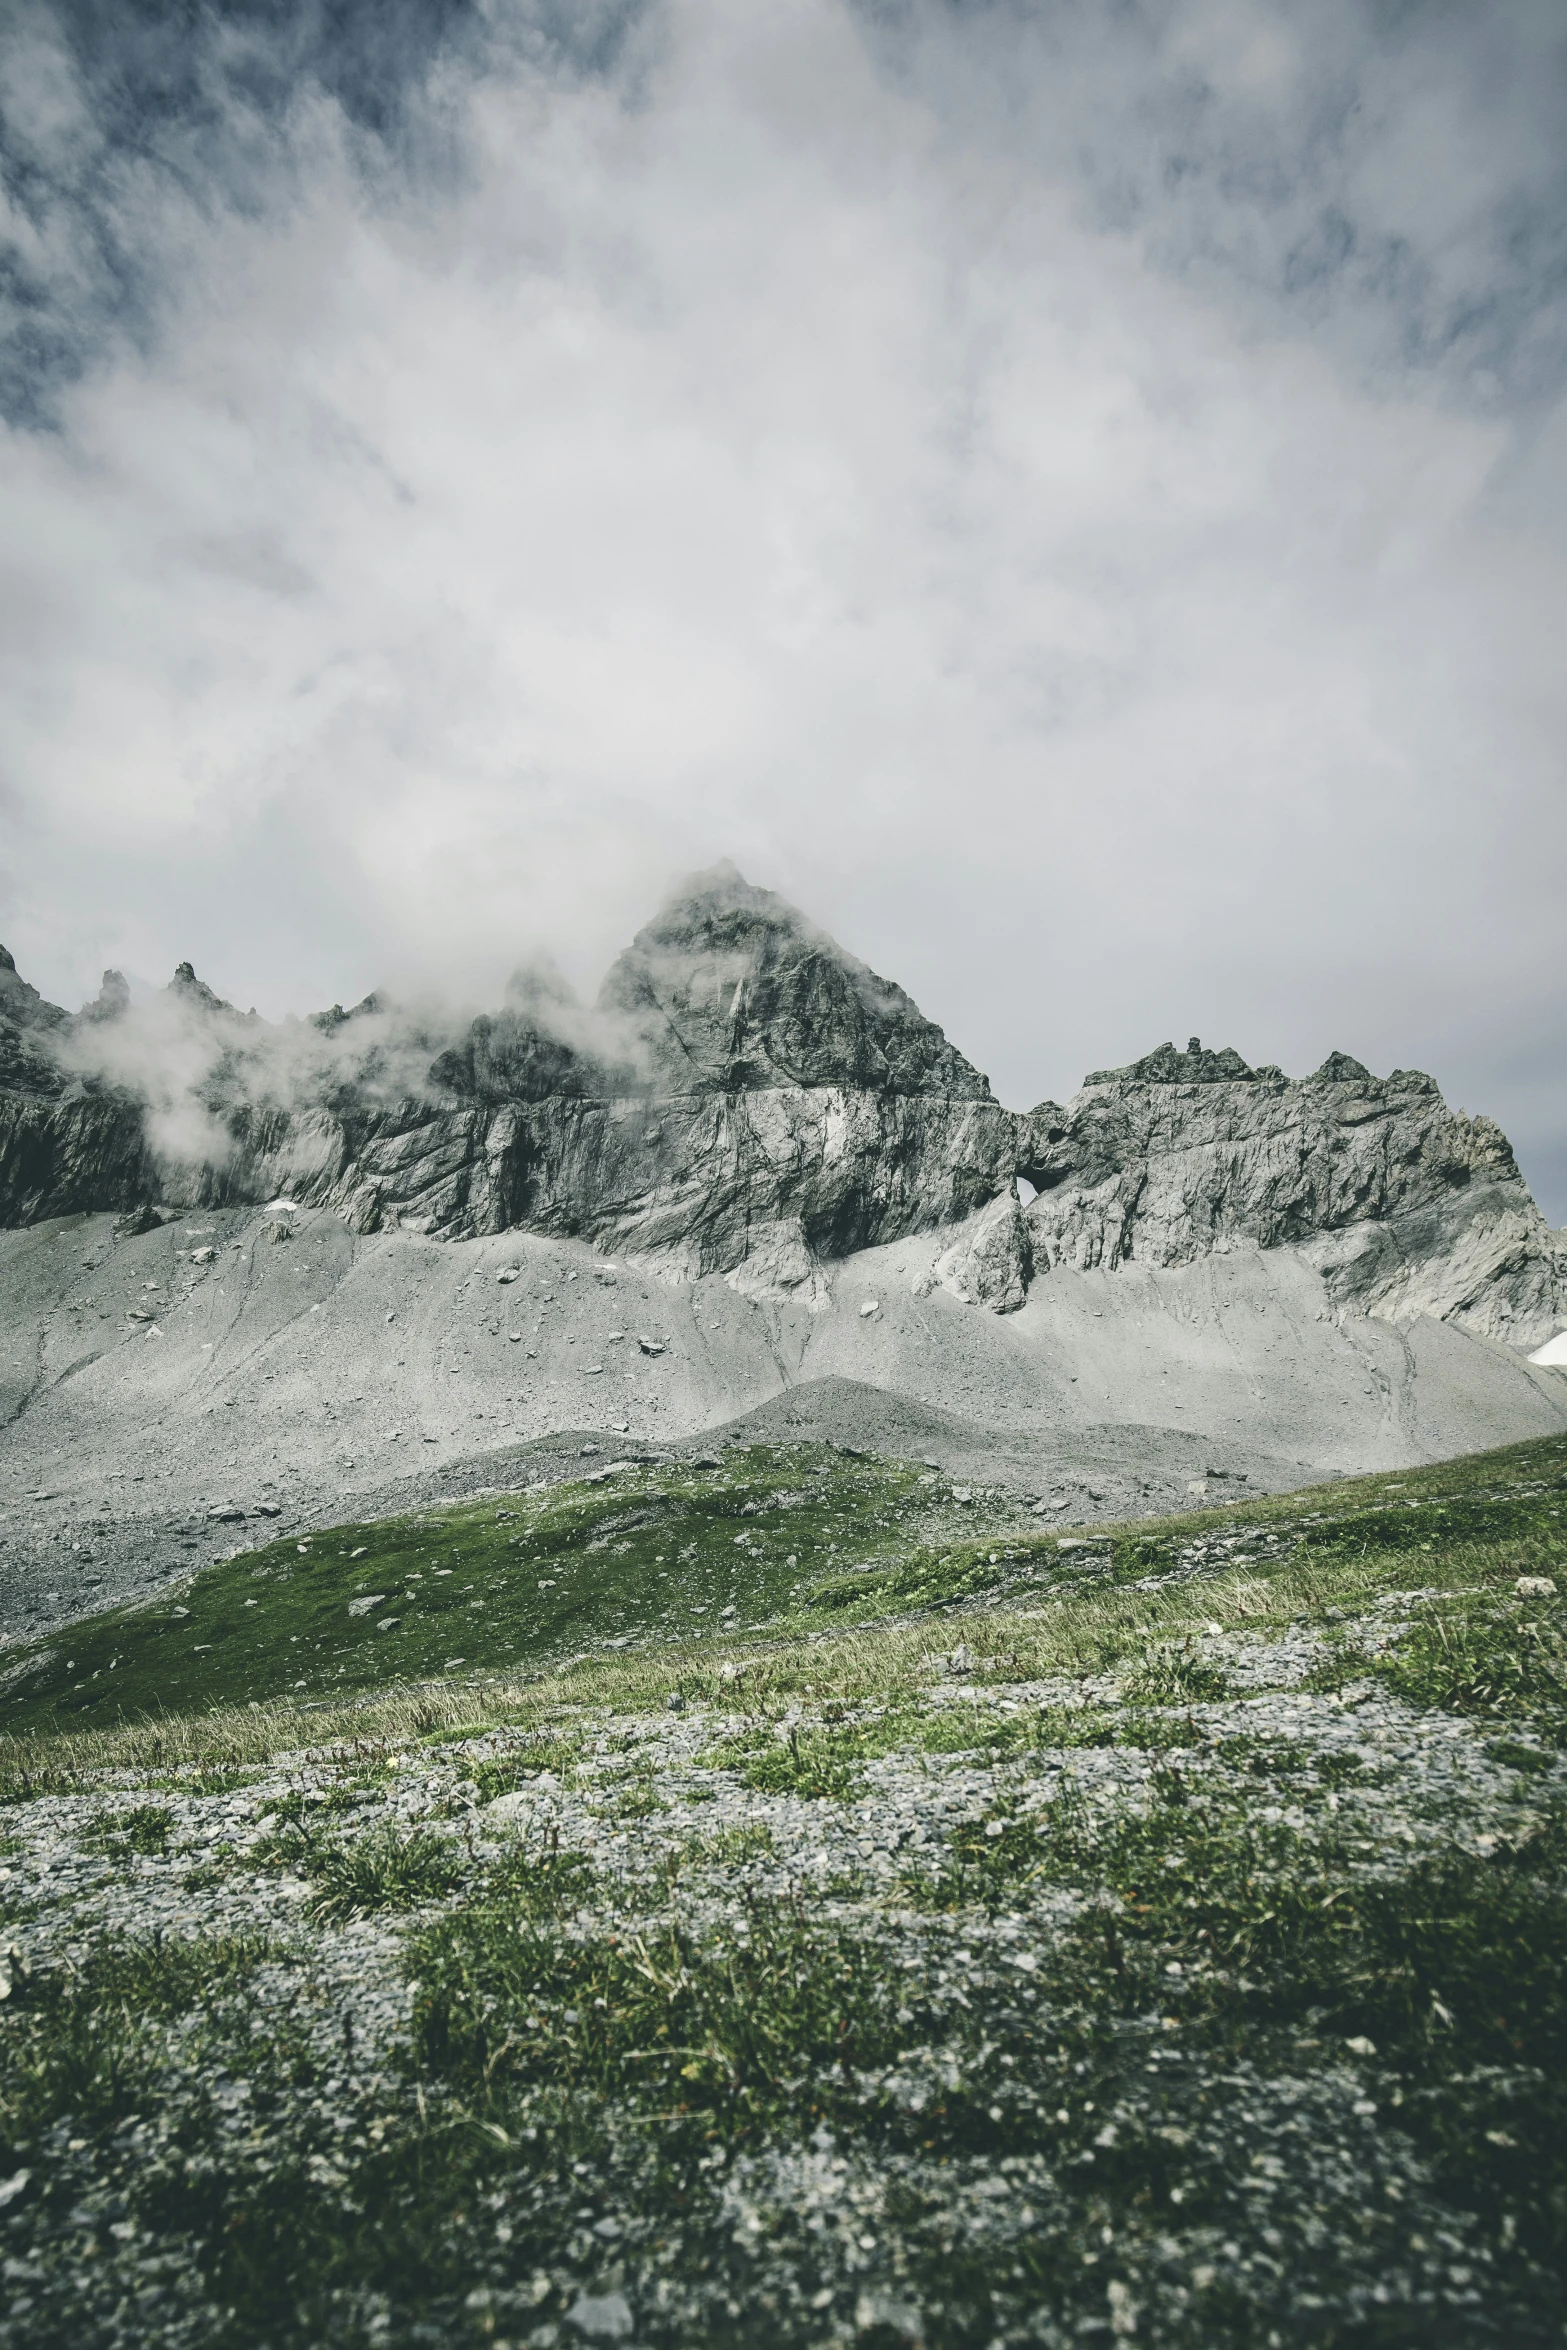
(859, 1299, 880, 1317)
(567, 2292, 634, 2341)
(207, 1504, 245, 1522)
(497, 1267, 520, 1284)
(1516, 1575, 1557, 1597)
(376, 1617, 402, 1633)
(665, 1692, 686, 1712)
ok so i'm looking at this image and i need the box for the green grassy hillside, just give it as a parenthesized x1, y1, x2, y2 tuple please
(5, 1434, 1566, 1742)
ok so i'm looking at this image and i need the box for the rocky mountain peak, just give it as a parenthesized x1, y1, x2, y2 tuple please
(1311, 1049, 1374, 1083)
(0, 881, 1559, 1350)
(597, 863, 990, 1098)
(1084, 1036, 1282, 1086)
(81, 970, 131, 1023)
(0, 946, 66, 1033)
(168, 963, 236, 1016)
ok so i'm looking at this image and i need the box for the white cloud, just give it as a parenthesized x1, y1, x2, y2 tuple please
(0, 0, 1564, 1211)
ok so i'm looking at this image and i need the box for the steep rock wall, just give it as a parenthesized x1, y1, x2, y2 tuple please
(1013, 1045, 1564, 1346)
(225, 1089, 1017, 1290)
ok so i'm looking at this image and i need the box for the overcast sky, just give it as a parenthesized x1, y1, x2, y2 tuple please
(2, 0, 1565, 1216)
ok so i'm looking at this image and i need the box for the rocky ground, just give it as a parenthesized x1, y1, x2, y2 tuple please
(1, 1434, 1564, 2347)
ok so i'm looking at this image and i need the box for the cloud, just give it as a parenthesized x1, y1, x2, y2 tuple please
(0, 0, 1564, 1214)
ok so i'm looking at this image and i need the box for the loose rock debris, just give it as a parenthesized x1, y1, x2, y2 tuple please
(2, 1592, 1566, 2348)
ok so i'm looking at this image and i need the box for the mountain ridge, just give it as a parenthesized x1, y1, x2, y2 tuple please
(0, 866, 1562, 1349)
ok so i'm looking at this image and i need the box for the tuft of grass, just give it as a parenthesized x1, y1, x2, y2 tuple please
(0, 1933, 277, 2143)
(1120, 1640, 1232, 1705)
(411, 1893, 920, 2132)
(87, 1800, 174, 1857)
(1376, 1590, 1567, 1733)
(466, 1738, 582, 1802)
(304, 1823, 466, 1922)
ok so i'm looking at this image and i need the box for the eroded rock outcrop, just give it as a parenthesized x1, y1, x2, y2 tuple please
(1015, 1036, 1564, 1345)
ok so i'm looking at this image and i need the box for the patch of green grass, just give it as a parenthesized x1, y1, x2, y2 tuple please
(301, 1824, 467, 1922)
(0, 1444, 969, 1731)
(673, 1820, 776, 1869)
(601, 1770, 667, 1820)
(1215, 1733, 1380, 1789)
(698, 1723, 867, 1799)
(1119, 1640, 1232, 1705)
(466, 1738, 583, 1801)
(696, 1699, 1185, 1792)
(4, 1432, 1565, 1777)
(1377, 1590, 1567, 1732)
(410, 1894, 922, 2132)
(0, 1933, 277, 2142)
(86, 1800, 173, 1857)
(1486, 1736, 1559, 1776)
(266, 1786, 368, 1826)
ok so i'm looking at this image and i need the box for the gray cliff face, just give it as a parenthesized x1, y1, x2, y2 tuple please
(0, 922, 1559, 1347)
(263, 1089, 1013, 1280)
(1014, 1036, 1564, 1345)
(0, 950, 151, 1215)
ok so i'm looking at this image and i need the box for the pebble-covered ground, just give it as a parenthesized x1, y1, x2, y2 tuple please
(2, 1437, 1565, 2348)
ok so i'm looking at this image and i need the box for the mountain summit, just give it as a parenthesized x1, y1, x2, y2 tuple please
(598, 863, 989, 1097)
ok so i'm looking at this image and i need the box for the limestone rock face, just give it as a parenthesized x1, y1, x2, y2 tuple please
(268, 1087, 1013, 1293)
(0, 1089, 153, 1222)
(924, 1190, 1034, 1313)
(0, 944, 70, 1100)
(1015, 1041, 1564, 1347)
